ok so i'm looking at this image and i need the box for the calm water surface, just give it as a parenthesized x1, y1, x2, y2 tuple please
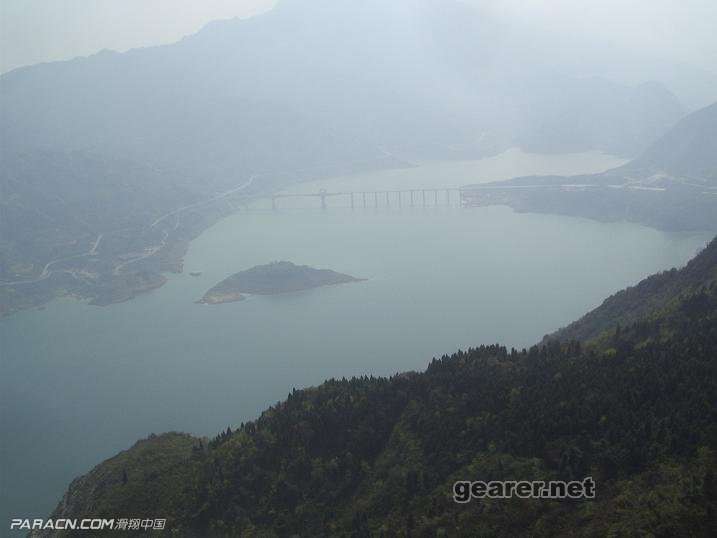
(0, 150, 710, 523)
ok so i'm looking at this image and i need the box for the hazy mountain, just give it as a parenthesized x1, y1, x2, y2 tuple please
(512, 78, 683, 156)
(1, 0, 683, 180)
(463, 101, 717, 232)
(36, 237, 717, 537)
(0, 0, 690, 316)
(626, 102, 717, 178)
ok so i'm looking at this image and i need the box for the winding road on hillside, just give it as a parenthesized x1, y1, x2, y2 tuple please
(0, 175, 258, 286)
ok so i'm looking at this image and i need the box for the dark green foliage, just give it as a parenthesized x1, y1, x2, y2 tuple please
(45, 241, 717, 537)
(42, 432, 202, 527)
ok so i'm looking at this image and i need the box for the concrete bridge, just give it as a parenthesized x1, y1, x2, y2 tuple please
(270, 188, 468, 210)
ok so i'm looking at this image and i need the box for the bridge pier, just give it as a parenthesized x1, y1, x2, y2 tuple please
(264, 188, 461, 212)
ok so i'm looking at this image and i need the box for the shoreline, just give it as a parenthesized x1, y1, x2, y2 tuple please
(196, 277, 369, 305)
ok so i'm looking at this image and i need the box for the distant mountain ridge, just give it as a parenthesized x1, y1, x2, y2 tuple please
(462, 101, 717, 231)
(626, 102, 717, 178)
(1, 0, 682, 173)
(1, 0, 689, 317)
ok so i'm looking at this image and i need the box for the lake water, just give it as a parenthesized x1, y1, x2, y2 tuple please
(0, 149, 710, 525)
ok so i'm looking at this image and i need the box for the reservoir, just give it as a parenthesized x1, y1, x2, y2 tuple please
(0, 149, 710, 524)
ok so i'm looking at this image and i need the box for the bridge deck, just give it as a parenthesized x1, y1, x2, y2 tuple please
(268, 188, 466, 209)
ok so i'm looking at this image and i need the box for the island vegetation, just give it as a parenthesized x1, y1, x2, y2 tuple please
(198, 261, 365, 305)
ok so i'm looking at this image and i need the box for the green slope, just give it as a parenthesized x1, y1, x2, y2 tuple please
(550, 237, 717, 343)
(38, 239, 717, 537)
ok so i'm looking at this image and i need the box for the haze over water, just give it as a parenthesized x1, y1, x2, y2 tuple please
(0, 150, 710, 523)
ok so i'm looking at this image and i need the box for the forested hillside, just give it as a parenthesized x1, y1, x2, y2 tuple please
(38, 237, 717, 537)
(550, 237, 717, 343)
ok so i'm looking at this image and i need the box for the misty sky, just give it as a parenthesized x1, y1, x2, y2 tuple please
(1, 0, 716, 75)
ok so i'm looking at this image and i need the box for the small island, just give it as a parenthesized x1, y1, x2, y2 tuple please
(197, 261, 365, 305)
